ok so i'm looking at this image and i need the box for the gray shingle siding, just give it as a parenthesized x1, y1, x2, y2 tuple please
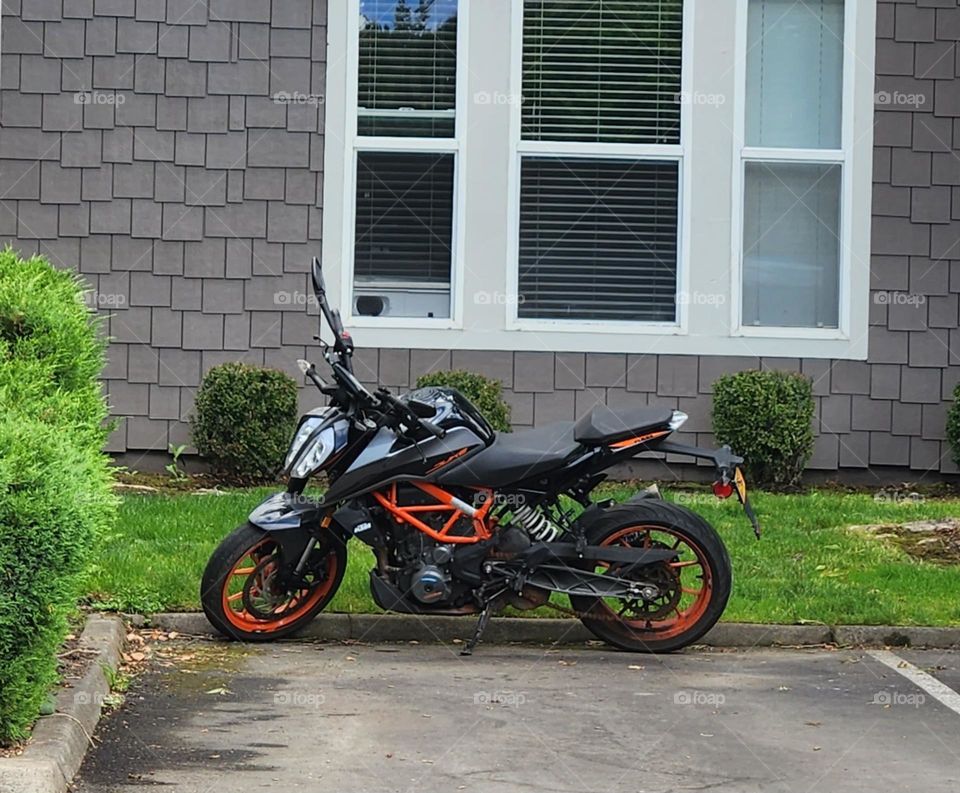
(0, 0, 326, 455)
(0, 0, 958, 476)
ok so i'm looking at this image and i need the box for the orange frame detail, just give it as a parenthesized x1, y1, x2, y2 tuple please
(372, 482, 494, 544)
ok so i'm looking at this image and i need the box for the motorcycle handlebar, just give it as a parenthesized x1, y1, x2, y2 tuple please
(419, 418, 446, 440)
(375, 388, 446, 441)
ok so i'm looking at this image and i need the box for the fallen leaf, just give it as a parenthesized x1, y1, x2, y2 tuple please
(205, 687, 232, 696)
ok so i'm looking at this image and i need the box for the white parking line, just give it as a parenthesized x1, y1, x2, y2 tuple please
(869, 650, 960, 717)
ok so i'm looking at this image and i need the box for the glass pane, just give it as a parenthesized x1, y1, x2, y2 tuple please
(358, 0, 458, 138)
(518, 157, 679, 322)
(522, 0, 684, 145)
(353, 152, 453, 319)
(742, 161, 841, 328)
(746, 0, 844, 149)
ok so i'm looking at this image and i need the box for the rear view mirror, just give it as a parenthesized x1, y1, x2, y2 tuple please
(311, 256, 326, 298)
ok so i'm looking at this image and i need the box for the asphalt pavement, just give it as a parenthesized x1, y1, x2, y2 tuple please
(74, 639, 960, 793)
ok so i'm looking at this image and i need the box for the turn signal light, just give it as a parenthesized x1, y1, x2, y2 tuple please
(712, 481, 734, 499)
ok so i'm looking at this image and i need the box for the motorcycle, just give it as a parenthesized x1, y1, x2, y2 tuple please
(201, 259, 761, 654)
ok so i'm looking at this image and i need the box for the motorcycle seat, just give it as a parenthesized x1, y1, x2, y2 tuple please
(435, 422, 581, 488)
(574, 404, 674, 445)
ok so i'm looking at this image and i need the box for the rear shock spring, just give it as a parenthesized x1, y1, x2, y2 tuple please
(511, 504, 561, 543)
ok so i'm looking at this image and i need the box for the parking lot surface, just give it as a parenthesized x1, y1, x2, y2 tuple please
(75, 639, 960, 793)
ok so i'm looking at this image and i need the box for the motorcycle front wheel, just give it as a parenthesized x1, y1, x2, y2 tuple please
(569, 500, 732, 653)
(201, 522, 346, 642)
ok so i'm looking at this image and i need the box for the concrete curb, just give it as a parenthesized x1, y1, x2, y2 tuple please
(0, 616, 125, 793)
(145, 612, 960, 649)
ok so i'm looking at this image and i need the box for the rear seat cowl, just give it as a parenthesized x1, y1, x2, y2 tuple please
(574, 405, 675, 445)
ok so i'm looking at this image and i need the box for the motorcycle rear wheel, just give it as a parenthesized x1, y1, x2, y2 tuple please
(201, 522, 346, 642)
(569, 500, 731, 653)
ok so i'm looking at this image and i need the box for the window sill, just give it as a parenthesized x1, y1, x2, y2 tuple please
(341, 323, 868, 360)
(733, 325, 847, 341)
(508, 318, 684, 336)
(347, 315, 461, 331)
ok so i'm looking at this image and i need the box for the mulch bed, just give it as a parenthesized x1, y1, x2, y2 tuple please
(854, 518, 960, 565)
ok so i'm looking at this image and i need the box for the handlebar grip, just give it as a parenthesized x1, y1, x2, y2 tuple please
(420, 419, 446, 440)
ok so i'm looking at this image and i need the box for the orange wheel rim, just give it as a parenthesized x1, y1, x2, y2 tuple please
(221, 539, 338, 633)
(594, 525, 713, 641)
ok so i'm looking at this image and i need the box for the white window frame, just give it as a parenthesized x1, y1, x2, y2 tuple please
(504, 0, 692, 336)
(730, 0, 865, 343)
(339, 0, 470, 331)
(322, 0, 875, 358)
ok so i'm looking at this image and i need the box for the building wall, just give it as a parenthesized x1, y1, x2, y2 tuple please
(0, 0, 958, 477)
(0, 0, 328, 456)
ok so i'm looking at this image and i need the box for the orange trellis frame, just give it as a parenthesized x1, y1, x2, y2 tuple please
(372, 482, 495, 545)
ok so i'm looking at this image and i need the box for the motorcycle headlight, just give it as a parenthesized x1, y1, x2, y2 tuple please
(285, 419, 336, 478)
(291, 427, 336, 478)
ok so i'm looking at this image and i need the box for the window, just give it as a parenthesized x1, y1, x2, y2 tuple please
(517, 0, 684, 325)
(739, 0, 845, 330)
(518, 158, 678, 321)
(521, 0, 683, 145)
(325, 1, 875, 357)
(354, 152, 454, 319)
(351, 0, 460, 320)
(742, 162, 841, 328)
(358, 0, 458, 137)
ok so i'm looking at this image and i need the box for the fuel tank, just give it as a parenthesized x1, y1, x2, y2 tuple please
(322, 386, 495, 502)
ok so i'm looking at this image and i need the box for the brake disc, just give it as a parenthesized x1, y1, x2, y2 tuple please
(242, 555, 291, 620)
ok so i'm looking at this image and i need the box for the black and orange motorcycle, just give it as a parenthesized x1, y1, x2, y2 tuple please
(201, 259, 760, 654)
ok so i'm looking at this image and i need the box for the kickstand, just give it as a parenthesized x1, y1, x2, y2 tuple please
(460, 604, 493, 657)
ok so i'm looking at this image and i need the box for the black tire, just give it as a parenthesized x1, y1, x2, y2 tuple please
(569, 500, 732, 653)
(201, 522, 347, 642)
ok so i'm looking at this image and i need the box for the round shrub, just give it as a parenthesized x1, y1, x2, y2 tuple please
(946, 382, 960, 469)
(711, 369, 815, 490)
(191, 363, 299, 479)
(415, 370, 512, 432)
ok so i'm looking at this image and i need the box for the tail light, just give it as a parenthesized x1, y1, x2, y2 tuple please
(713, 481, 734, 499)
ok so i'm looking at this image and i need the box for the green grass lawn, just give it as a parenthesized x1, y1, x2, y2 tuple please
(86, 485, 960, 626)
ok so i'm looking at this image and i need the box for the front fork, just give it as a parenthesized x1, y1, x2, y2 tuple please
(247, 484, 345, 588)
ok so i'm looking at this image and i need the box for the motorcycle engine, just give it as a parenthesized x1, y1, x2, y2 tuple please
(403, 541, 455, 605)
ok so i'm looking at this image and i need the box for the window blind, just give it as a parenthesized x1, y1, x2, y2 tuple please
(745, 0, 844, 149)
(522, 0, 684, 144)
(518, 157, 679, 322)
(358, 0, 458, 137)
(354, 152, 454, 284)
(742, 162, 841, 328)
